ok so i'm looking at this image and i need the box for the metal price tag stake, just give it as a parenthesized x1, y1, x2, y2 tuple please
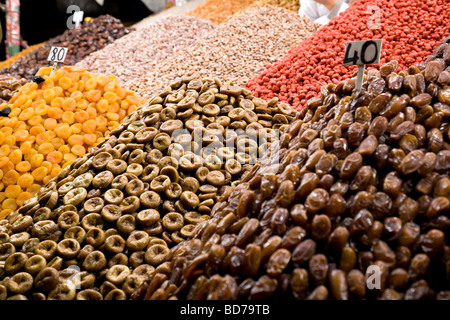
(48, 46, 68, 77)
(343, 39, 383, 94)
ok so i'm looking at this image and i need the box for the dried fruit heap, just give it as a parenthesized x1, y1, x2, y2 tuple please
(0, 74, 27, 105)
(187, 0, 259, 24)
(0, 15, 132, 80)
(246, 0, 450, 110)
(0, 66, 144, 219)
(0, 74, 296, 300)
(251, 0, 300, 12)
(132, 38, 450, 300)
(128, 6, 320, 99)
(77, 16, 216, 92)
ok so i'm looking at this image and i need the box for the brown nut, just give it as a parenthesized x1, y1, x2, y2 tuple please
(81, 213, 104, 231)
(83, 197, 105, 213)
(150, 175, 171, 192)
(106, 265, 131, 286)
(117, 214, 136, 234)
(82, 250, 107, 272)
(119, 196, 140, 215)
(56, 238, 81, 259)
(7, 272, 33, 294)
(34, 267, 59, 292)
(24, 255, 46, 275)
(76, 289, 103, 300)
(126, 231, 150, 251)
(101, 205, 122, 223)
(104, 289, 127, 300)
(161, 212, 184, 232)
(35, 240, 57, 260)
(104, 189, 124, 205)
(140, 191, 161, 209)
(145, 244, 171, 266)
(57, 211, 80, 230)
(4, 252, 28, 275)
(85, 228, 106, 247)
(125, 179, 145, 196)
(136, 209, 160, 227)
(104, 235, 126, 254)
(108, 253, 128, 268)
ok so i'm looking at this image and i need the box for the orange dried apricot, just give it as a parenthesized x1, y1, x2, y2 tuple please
(62, 98, 76, 111)
(31, 167, 48, 181)
(48, 106, 64, 119)
(17, 173, 34, 188)
(8, 149, 22, 165)
(37, 142, 54, 155)
(82, 119, 97, 134)
(3, 170, 19, 185)
(62, 111, 75, 124)
(55, 124, 72, 140)
(75, 110, 89, 123)
(86, 89, 101, 102)
(71, 145, 86, 156)
(47, 151, 63, 164)
(83, 133, 97, 145)
(5, 185, 21, 198)
(28, 115, 43, 126)
(58, 77, 72, 90)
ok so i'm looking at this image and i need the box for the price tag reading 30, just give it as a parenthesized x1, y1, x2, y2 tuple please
(343, 39, 382, 66)
(47, 46, 68, 63)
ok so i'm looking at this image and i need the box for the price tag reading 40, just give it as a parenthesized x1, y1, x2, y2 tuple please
(47, 46, 68, 63)
(343, 39, 383, 94)
(343, 39, 382, 66)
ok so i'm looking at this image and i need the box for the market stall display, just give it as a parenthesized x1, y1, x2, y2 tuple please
(0, 15, 132, 80)
(0, 74, 296, 300)
(77, 16, 216, 90)
(246, 0, 450, 110)
(132, 38, 450, 300)
(0, 0, 449, 303)
(128, 6, 320, 99)
(0, 66, 145, 219)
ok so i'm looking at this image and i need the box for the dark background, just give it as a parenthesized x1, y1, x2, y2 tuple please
(0, 0, 153, 60)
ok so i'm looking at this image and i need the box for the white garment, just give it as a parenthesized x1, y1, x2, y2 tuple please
(299, 0, 349, 25)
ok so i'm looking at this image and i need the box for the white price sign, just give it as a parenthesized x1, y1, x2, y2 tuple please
(47, 47, 68, 63)
(343, 39, 383, 66)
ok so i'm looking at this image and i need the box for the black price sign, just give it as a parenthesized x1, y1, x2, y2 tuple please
(47, 46, 68, 63)
(343, 39, 382, 66)
(343, 39, 383, 94)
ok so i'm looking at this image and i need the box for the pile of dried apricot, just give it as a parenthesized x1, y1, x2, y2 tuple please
(0, 66, 146, 218)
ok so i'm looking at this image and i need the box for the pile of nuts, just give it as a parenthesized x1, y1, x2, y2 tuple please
(0, 74, 296, 300)
(0, 66, 145, 219)
(246, 0, 450, 109)
(187, 0, 259, 24)
(0, 15, 132, 80)
(0, 43, 46, 71)
(77, 16, 216, 90)
(129, 6, 320, 99)
(0, 75, 28, 105)
(132, 44, 450, 300)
